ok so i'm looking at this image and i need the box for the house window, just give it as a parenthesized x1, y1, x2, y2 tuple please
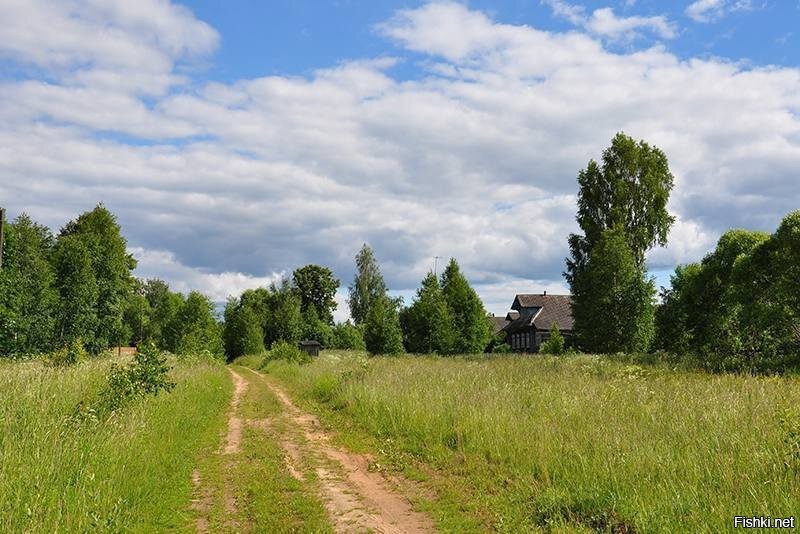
(524, 333, 530, 349)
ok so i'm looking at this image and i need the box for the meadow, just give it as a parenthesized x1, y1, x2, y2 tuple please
(0, 354, 230, 532)
(255, 351, 800, 533)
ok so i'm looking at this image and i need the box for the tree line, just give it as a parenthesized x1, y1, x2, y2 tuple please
(223, 245, 493, 360)
(0, 204, 493, 361)
(566, 132, 800, 373)
(0, 205, 223, 358)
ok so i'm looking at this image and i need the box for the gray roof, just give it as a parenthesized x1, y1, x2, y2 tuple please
(489, 316, 510, 334)
(507, 294, 573, 332)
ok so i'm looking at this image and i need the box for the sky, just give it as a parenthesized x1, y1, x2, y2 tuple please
(1, 0, 799, 321)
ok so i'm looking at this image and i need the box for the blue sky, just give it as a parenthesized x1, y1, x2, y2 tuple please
(182, 0, 800, 82)
(1, 0, 800, 319)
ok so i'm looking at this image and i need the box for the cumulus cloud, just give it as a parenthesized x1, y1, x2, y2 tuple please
(685, 0, 753, 23)
(131, 247, 285, 304)
(541, 0, 676, 41)
(2, 1, 800, 318)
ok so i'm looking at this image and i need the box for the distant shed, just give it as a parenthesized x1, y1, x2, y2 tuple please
(298, 340, 321, 357)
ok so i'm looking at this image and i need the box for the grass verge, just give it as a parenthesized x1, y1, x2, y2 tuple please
(243, 351, 800, 533)
(0, 354, 230, 532)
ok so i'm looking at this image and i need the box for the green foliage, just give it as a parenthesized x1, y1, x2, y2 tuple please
(566, 132, 675, 276)
(223, 296, 266, 361)
(52, 234, 99, 349)
(262, 280, 304, 347)
(654, 215, 800, 373)
(100, 343, 175, 412)
(0, 214, 58, 355)
(347, 244, 387, 325)
(292, 264, 339, 324)
(121, 280, 151, 346)
(571, 227, 655, 353)
(331, 321, 366, 350)
(59, 205, 137, 352)
(301, 305, 333, 347)
(166, 291, 223, 357)
(401, 272, 456, 354)
(566, 134, 673, 354)
(48, 337, 89, 367)
(364, 295, 404, 355)
(265, 340, 310, 365)
(540, 323, 565, 355)
(440, 259, 491, 353)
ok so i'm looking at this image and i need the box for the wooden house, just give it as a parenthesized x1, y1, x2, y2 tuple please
(502, 293, 573, 352)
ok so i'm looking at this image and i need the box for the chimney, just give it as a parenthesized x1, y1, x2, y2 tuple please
(543, 290, 547, 296)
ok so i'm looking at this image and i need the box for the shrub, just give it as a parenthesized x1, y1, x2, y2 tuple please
(265, 340, 311, 365)
(99, 343, 175, 412)
(540, 324, 565, 355)
(331, 322, 366, 350)
(48, 338, 88, 366)
(492, 342, 512, 354)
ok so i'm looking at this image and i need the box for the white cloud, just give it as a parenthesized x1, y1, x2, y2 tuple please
(685, 0, 753, 23)
(131, 247, 285, 304)
(2, 1, 800, 315)
(542, 0, 676, 41)
(585, 8, 676, 40)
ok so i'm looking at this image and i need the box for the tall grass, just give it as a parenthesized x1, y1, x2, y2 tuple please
(265, 353, 800, 532)
(0, 354, 230, 532)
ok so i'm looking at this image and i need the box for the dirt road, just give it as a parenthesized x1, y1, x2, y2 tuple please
(191, 366, 435, 533)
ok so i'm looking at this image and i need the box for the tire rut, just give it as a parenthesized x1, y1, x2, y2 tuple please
(248, 369, 435, 534)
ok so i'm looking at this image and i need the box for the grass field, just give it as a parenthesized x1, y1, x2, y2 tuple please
(253, 351, 800, 533)
(0, 354, 231, 532)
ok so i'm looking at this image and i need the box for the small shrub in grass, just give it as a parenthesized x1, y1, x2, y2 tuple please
(492, 342, 512, 354)
(539, 324, 565, 355)
(265, 340, 311, 365)
(48, 338, 88, 366)
(99, 343, 175, 412)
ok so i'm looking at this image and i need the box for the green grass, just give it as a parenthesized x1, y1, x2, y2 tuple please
(0, 354, 230, 532)
(253, 351, 800, 533)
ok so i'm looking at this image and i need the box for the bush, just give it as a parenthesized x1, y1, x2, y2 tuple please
(540, 324, 565, 355)
(492, 342, 512, 354)
(265, 340, 311, 365)
(99, 343, 175, 412)
(330, 322, 366, 350)
(48, 338, 88, 366)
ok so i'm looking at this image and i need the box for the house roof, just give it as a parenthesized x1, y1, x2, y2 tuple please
(489, 316, 509, 334)
(505, 310, 520, 321)
(506, 294, 573, 332)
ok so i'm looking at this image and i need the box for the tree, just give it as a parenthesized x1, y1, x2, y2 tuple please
(348, 244, 387, 325)
(0, 214, 58, 355)
(263, 280, 303, 347)
(52, 234, 99, 349)
(59, 205, 137, 351)
(364, 295, 404, 355)
(292, 265, 339, 324)
(121, 279, 151, 346)
(223, 296, 265, 360)
(440, 258, 491, 354)
(167, 291, 223, 357)
(571, 227, 655, 353)
(400, 272, 457, 354)
(331, 322, 366, 350)
(566, 133, 675, 279)
(301, 305, 333, 347)
(566, 134, 673, 353)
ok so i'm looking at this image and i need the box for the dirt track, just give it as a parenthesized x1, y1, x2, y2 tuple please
(248, 369, 434, 534)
